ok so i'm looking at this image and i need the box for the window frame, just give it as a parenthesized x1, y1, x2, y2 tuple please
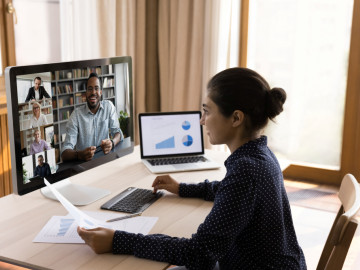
(0, 0, 16, 97)
(0, 0, 16, 197)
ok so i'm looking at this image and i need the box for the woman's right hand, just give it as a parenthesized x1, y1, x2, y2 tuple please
(152, 175, 180, 195)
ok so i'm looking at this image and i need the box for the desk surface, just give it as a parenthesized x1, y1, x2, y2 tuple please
(0, 146, 228, 270)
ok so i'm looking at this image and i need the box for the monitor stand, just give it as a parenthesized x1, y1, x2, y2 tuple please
(40, 179, 110, 206)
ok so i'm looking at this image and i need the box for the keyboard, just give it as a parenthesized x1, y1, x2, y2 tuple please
(101, 187, 164, 214)
(147, 156, 207, 166)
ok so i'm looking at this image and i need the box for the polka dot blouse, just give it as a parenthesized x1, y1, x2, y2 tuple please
(113, 136, 307, 270)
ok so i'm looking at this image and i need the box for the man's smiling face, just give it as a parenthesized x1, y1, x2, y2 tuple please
(86, 77, 102, 112)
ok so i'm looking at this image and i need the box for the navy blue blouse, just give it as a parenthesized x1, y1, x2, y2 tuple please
(113, 136, 307, 269)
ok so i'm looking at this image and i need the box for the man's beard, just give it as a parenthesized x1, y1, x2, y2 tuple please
(87, 95, 100, 110)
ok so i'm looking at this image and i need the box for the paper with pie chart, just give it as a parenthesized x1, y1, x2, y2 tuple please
(141, 114, 203, 156)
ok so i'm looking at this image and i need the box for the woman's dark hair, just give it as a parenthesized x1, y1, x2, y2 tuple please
(207, 67, 286, 133)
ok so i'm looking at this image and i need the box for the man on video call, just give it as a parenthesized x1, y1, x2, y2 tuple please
(25, 77, 51, 102)
(61, 72, 122, 162)
(34, 155, 51, 178)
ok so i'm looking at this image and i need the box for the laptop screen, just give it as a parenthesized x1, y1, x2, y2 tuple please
(139, 111, 204, 158)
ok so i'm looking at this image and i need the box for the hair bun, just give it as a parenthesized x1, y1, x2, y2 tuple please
(266, 87, 286, 119)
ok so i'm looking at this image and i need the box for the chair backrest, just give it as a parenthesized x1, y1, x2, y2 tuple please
(317, 174, 360, 270)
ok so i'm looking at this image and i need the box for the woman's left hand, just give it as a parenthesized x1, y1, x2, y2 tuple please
(77, 226, 115, 254)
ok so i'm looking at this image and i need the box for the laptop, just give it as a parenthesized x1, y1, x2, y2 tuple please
(139, 111, 221, 173)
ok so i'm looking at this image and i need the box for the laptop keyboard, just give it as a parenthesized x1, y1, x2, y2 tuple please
(147, 156, 207, 166)
(101, 187, 164, 214)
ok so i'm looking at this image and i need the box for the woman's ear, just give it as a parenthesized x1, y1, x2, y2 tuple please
(232, 110, 245, 127)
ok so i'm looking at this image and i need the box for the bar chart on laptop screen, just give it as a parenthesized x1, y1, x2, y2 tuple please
(142, 114, 202, 156)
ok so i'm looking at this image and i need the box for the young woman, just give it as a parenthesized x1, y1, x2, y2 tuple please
(78, 68, 307, 270)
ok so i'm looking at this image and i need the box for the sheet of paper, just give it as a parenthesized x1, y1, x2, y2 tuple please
(76, 211, 159, 235)
(33, 215, 84, 243)
(33, 211, 158, 244)
(44, 178, 108, 229)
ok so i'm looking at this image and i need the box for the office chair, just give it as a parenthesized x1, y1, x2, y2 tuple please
(317, 174, 360, 270)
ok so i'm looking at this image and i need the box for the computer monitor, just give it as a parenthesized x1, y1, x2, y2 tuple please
(6, 57, 134, 201)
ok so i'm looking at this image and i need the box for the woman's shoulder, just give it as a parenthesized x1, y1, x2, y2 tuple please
(220, 157, 281, 199)
(228, 152, 280, 178)
(227, 149, 268, 167)
(220, 156, 260, 192)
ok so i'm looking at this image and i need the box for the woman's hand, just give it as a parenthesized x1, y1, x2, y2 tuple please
(152, 175, 180, 195)
(77, 227, 115, 254)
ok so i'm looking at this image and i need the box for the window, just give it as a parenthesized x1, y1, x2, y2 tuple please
(241, 0, 360, 184)
(13, 0, 61, 65)
(247, 0, 353, 168)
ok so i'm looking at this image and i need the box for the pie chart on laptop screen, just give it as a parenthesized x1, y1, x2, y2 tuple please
(182, 120, 191, 130)
(182, 135, 193, 146)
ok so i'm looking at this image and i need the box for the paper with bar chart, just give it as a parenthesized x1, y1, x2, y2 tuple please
(33, 211, 158, 243)
(141, 114, 203, 156)
(33, 216, 82, 243)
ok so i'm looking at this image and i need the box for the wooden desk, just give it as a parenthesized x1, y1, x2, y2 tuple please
(0, 146, 228, 270)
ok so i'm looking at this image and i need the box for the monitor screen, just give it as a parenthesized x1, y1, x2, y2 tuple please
(6, 57, 134, 195)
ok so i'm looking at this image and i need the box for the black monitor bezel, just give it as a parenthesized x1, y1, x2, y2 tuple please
(6, 56, 134, 195)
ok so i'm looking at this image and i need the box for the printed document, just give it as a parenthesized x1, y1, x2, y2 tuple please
(33, 211, 158, 243)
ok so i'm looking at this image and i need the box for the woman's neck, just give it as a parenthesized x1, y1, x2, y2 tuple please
(227, 133, 260, 153)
